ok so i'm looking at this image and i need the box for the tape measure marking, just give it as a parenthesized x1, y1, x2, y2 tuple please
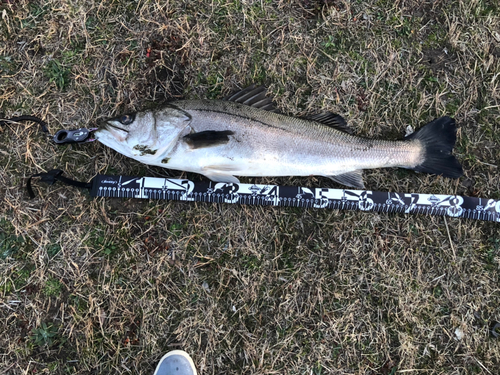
(90, 175, 500, 222)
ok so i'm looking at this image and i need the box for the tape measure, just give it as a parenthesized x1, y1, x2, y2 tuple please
(90, 175, 500, 222)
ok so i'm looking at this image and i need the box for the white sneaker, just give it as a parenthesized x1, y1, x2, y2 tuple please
(153, 350, 197, 375)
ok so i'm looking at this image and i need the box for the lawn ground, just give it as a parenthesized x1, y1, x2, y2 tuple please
(0, 1, 499, 374)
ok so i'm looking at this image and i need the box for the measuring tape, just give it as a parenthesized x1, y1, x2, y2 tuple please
(89, 175, 499, 222)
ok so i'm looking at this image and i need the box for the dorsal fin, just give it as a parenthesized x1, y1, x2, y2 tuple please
(305, 112, 353, 133)
(223, 84, 278, 112)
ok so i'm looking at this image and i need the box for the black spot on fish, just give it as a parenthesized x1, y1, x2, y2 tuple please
(133, 145, 157, 156)
(161, 158, 170, 164)
(362, 142, 374, 152)
(350, 143, 374, 152)
(183, 130, 234, 149)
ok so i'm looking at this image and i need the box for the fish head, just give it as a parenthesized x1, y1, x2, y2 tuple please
(95, 106, 192, 159)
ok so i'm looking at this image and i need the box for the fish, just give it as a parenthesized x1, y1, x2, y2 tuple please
(94, 85, 463, 188)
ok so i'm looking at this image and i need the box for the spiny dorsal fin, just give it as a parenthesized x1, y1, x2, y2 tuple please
(326, 170, 365, 189)
(306, 112, 353, 133)
(224, 84, 278, 112)
(183, 130, 234, 149)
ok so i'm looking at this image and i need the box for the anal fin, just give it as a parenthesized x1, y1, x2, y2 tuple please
(326, 170, 365, 189)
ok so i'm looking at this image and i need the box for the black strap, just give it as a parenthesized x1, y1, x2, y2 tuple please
(0, 115, 50, 134)
(27, 169, 92, 199)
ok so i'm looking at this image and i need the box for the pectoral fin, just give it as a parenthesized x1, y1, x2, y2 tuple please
(183, 130, 234, 149)
(326, 170, 365, 189)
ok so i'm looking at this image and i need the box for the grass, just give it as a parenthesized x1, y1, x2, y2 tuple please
(1, 0, 499, 374)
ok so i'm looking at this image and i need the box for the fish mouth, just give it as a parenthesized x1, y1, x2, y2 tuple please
(94, 120, 129, 142)
(104, 121, 130, 133)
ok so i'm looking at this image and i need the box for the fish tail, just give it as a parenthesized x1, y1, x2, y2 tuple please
(406, 116, 463, 178)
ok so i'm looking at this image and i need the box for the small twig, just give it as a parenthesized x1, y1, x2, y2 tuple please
(473, 357, 492, 374)
(476, 160, 497, 168)
(443, 216, 456, 258)
(431, 274, 446, 283)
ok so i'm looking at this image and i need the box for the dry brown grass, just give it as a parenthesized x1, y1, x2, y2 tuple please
(1, 0, 499, 374)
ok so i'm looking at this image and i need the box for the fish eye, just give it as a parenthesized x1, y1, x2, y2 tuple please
(118, 114, 135, 125)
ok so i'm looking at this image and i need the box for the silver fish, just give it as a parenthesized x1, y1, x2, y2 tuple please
(95, 85, 462, 188)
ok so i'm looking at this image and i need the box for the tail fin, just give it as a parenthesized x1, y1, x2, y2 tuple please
(406, 116, 463, 178)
